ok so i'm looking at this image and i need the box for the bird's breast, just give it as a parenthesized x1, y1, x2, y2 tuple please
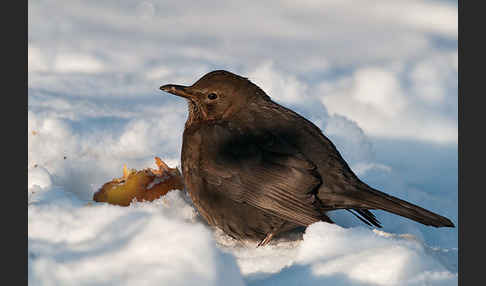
(181, 126, 204, 203)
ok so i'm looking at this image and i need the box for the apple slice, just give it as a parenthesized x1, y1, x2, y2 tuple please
(93, 157, 184, 206)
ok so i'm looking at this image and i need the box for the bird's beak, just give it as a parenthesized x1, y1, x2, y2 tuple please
(160, 84, 196, 100)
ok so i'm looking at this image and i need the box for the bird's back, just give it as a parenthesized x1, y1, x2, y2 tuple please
(244, 98, 364, 194)
(241, 98, 454, 227)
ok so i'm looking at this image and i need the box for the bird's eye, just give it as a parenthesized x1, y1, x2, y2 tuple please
(208, 93, 218, 100)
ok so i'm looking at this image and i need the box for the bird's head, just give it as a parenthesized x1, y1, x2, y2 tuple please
(160, 70, 268, 125)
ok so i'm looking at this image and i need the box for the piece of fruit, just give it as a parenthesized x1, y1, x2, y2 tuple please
(93, 157, 184, 206)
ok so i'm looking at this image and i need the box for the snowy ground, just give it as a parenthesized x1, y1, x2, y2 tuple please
(29, 0, 457, 285)
(28, 166, 457, 286)
(27, 96, 458, 285)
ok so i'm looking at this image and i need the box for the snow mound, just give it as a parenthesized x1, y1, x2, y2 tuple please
(216, 222, 457, 286)
(294, 222, 456, 286)
(28, 187, 244, 286)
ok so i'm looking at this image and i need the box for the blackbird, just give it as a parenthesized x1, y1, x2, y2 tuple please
(160, 70, 454, 246)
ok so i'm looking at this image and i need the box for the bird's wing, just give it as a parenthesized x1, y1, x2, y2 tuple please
(199, 123, 327, 226)
(251, 102, 453, 228)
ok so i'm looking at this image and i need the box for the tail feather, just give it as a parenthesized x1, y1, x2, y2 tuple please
(362, 187, 455, 228)
(347, 209, 382, 228)
(319, 186, 455, 228)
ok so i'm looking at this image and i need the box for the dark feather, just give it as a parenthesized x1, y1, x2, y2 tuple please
(346, 209, 382, 228)
(199, 122, 327, 226)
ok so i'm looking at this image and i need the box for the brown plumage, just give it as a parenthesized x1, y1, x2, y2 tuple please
(160, 70, 454, 246)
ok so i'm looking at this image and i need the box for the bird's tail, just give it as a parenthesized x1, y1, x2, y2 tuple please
(360, 186, 455, 228)
(320, 185, 455, 228)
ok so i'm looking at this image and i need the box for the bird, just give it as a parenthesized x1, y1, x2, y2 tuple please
(160, 70, 454, 246)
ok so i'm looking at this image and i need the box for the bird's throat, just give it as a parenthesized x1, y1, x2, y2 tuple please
(186, 100, 202, 128)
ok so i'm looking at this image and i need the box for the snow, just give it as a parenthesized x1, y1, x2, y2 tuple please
(28, 176, 457, 285)
(29, 184, 244, 286)
(27, 121, 457, 285)
(28, 0, 457, 284)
